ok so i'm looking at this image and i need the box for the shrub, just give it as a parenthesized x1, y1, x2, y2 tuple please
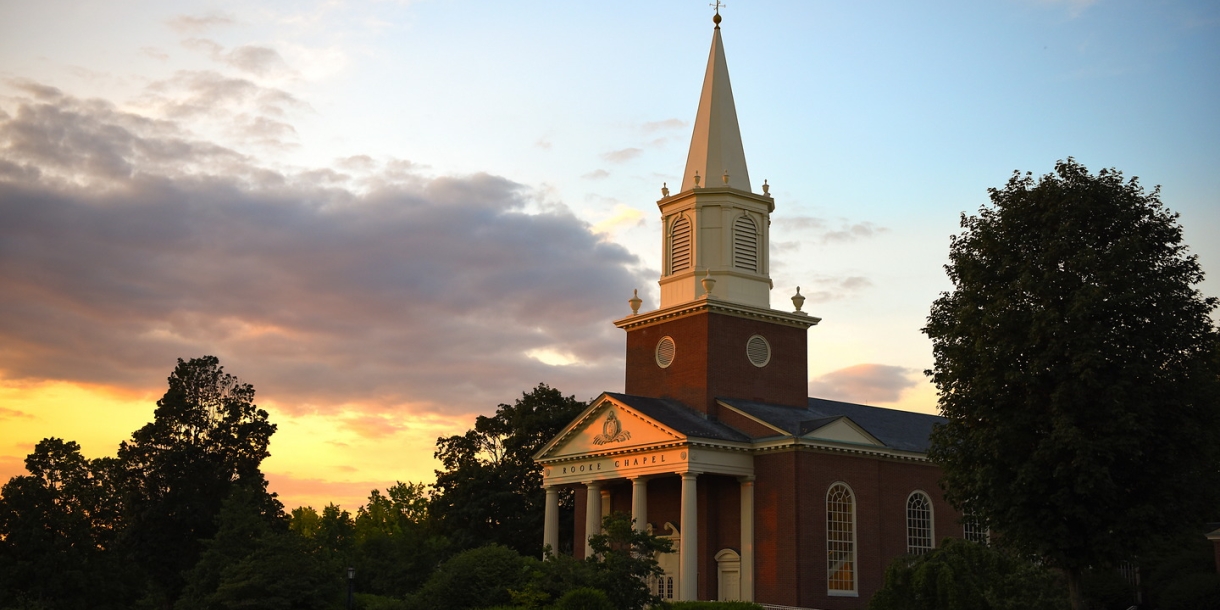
(554, 587, 614, 610)
(664, 602, 763, 610)
(1160, 572, 1220, 610)
(409, 545, 533, 610)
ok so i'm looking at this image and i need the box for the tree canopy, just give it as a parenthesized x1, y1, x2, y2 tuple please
(923, 159, 1220, 608)
(430, 383, 586, 556)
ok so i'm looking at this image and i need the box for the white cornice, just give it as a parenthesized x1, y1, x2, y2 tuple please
(614, 298, 819, 331)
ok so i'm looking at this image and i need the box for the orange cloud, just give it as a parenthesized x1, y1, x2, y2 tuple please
(808, 363, 919, 405)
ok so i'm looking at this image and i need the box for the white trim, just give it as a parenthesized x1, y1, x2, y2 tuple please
(905, 490, 934, 555)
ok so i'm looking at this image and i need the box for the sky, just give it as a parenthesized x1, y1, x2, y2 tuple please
(1, 0, 1217, 511)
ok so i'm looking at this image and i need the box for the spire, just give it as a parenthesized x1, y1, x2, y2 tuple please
(681, 16, 751, 193)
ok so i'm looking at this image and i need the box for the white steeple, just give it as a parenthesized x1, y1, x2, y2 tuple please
(681, 14, 751, 193)
(656, 11, 774, 311)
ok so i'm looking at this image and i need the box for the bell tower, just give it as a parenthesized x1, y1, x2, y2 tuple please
(658, 16, 773, 309)
(616, 14, 819, 416)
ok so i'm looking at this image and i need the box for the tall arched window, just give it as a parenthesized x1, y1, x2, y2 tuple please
(906, 491, 934, 555)
(670, 216, 692, 274)
(733, 214, 758, 272)
(826, 483, 856, 595)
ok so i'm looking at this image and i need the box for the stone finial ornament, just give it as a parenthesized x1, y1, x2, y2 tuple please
(694, 171, 701, 188)
(792, 286, 806, 313)
(661, 182, 670, 197)
(701, 269, 717, 297)
(722, 170, 730, 185)
(762, 179, 770, 197)
(629, 289, 642, 315)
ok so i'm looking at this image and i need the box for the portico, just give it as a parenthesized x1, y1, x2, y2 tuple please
(535, 394, 756, 601)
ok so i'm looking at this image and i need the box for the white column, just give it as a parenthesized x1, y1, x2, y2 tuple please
(739, 476, 755, 601)
(680, 471, 700, 601)
(584, 481, 602, 559)
(543, 485, 560, 559)
(631, 477, 649, 532)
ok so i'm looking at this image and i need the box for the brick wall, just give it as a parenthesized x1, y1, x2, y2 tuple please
(625, 310, 808, 414)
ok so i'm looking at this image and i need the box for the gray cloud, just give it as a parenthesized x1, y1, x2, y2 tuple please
(601, 148, 642, 164)
(808, 364, 918, 404)
(182, 39, 294, 78)
(800, 276, 873, 303)
(167, 13, 237, 35)
(0, 85, 644, 416)
(582, 169, 609, 180)
(776, 216, 888, 245)
(641, 118, 686, 133)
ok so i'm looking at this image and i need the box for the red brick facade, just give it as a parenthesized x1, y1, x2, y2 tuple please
(624, 309, 809, 414)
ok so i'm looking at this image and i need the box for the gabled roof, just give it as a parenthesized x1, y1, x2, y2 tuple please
(606, 393, 751, 443)
(718, 397, 945, 453)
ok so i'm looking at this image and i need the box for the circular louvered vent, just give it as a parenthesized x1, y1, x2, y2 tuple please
(746, 335, 771, 367)
(655, 336, 676, 368)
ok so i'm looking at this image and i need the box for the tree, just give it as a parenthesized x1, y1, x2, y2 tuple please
(0, 439, 134, 609)
(117, 355, 280, 604)
(923, 159, 1220, 609)
(430, 384, 586, 556)
(868, 538, 1068, 610)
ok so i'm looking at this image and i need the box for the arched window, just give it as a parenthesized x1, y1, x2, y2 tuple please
(906, 491, 934, 555)
(670, 216, 692, 274)
(963, 512, 990, 545)
(826, 483, 856, 595)
(733, 214, 758, 272)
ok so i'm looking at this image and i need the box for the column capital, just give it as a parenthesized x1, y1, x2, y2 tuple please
(582, 480, 602, 488)
(678, 470, 703, 479)
(737, 474, 756, 483)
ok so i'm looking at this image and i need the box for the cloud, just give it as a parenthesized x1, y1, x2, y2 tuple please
(641, 118, 686, 133)
(167, 13, 237, 34)
(183, 39, 294, 78)
(601, 148, 643, 163)
(136, 70, 307, 149)
(140, 47, 169, 61)
(264, 471, 396, 510)
(582, 169, 609, 180)
(776, 216, 888, 245)
(809, 364, 919, 404)
(0, 83, 646, 418)
(798, 276, 873, 303)
(534, 138, 552, 150)
(0, 407, 33, 420)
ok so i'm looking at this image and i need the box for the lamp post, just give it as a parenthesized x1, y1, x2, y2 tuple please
(346, 566, 355, 610)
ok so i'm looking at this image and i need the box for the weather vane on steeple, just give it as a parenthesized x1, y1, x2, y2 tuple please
(710, 1, 725, 28)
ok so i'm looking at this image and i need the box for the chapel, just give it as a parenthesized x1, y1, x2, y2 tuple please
(533, 12, 980, 608)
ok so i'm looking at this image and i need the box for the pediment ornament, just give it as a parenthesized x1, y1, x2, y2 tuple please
(593, 410, 631, 445)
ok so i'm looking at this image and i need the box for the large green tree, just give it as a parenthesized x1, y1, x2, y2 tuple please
(430, 383, 586, 556)
(117, 355, 280, 604)
(923, 159, 1220, 609)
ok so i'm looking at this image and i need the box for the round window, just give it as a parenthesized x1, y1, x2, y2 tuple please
(655, 336, 676, 368)
(746, 335, 771, 367)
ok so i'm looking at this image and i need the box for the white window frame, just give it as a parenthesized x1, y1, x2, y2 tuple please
(826, 482, 858, 597)
(906, 490, 935, 555)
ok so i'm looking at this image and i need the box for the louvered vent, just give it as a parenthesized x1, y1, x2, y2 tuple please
(746, 334, 771, 367)
(670, 216, 692, 274)
(734, 215, 758, 272)
(655, 336, 676, 368)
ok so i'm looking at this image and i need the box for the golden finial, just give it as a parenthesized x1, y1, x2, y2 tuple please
(711, 1, 725, 28)
(722, 170, 730, 185)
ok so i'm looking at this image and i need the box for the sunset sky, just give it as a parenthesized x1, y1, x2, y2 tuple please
(1, 0, 1217, 511)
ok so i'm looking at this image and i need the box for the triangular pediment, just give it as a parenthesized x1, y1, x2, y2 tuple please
(534, 394, 686, 461)
(801, 416, 885, 447)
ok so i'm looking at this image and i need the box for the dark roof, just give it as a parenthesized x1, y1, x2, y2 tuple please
(719, 397, 945, 453)
(605, 393, 751, 443)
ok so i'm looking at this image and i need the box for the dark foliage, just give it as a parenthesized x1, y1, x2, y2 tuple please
(408, 544, 533, 610)
(923, 159, 1220, 608)
(869, 538, 1068, 610)
(430, 384, 586, 556)
(118, 356, 281, 601)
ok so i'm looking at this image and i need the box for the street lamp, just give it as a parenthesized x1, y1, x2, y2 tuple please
(346, 567, 355, 610)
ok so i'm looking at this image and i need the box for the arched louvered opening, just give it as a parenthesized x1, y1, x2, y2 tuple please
(670, 216, 692, 274)
(733, 215, 758, 272)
